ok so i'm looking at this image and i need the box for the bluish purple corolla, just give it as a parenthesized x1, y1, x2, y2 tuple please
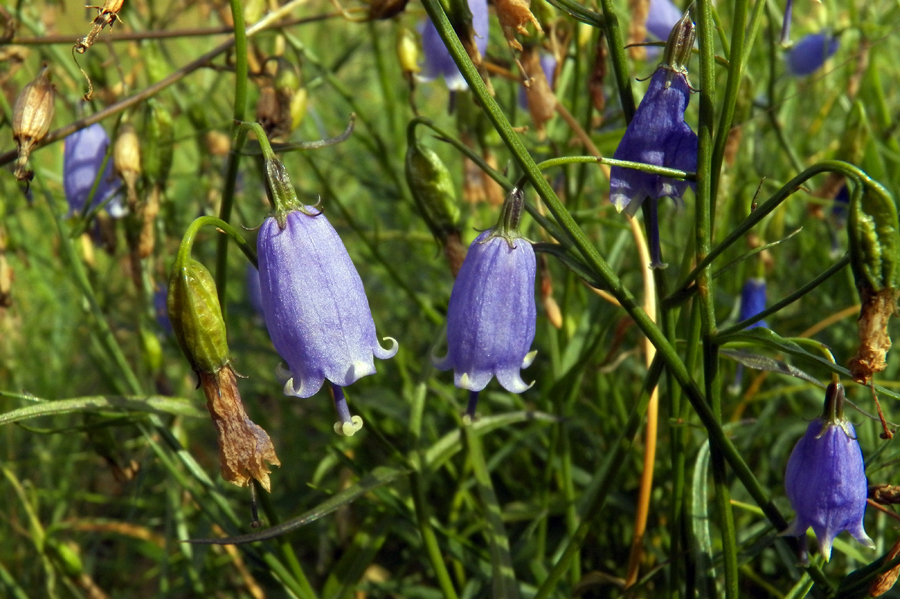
(782, 382, 874, 562)
(419, 0, 489, 91)
(785, 32, 839, 76)
(64, 123, 125, 218)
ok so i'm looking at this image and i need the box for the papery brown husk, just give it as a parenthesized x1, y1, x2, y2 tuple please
(870, 537, 900, 597)
(849, 286, 898, 384)
(626, 0, 648, 60)
(200, 366, 280, 491)
(494, 0, 542, 50)
(521, 47, 556, 138)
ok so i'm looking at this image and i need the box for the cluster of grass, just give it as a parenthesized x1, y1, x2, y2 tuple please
(1, 0, 899, 597)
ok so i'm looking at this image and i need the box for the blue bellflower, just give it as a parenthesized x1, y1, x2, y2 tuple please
(419, 0, 489, 91)
(783, 382, 874, 562)
(257, 208, 398, 435)
(610, 13, 697, 268)
(64, 123, 125, 218)
(646, 0, 683, 42)
(785, 32, 840, 76)
(433, 189, 537, 418)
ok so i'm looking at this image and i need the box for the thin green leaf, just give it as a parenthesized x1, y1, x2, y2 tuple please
(0, 395, 205, 426)
(691, 442, 718, 599)
(720, 349, 825, 388)
(188, 466, 409, 545)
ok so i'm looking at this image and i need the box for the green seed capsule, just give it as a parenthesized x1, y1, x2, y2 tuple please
(168, 259, 230, 374)
(142, 98, 174, 188)
(405, 139, 461, 242)
(848, 181, 900, 293)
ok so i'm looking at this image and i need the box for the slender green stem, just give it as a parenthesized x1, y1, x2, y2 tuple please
(696, 1, 739, 596)
(410, 469, 461, 599)
(214, 0, 250, 307)
(710, 0, 750, 214)
(596, 0, 635, 122)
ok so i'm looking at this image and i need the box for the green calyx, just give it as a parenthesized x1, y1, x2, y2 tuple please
(405, 132, 461, 243)
(488, 187, 526, 247)
(168, 258, 231, 374)
(820, 381, 846, 425)
(661, 9, 695, 77)
(848, 180, 900, 294)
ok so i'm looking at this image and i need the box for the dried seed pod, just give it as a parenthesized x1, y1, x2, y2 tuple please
(114, 122, 141, 207)
(520, 47, 556, 138)
(12, 66, 55, 183)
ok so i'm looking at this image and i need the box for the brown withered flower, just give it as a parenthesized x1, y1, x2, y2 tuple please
(12, 66, 55, 183)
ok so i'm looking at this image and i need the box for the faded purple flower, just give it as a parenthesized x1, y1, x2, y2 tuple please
(64, 123, 125, 218)
(738, 278, 768, 329)
(785, 32, 839, 76)
(433, 227, 537, 403)
(257, 209, 398, 405)
(419, 0, 489, 91)
(783, 382, 874, 562)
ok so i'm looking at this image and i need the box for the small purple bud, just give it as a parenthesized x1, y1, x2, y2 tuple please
(785, 32, 840, 76)
(419, 0, 489, 91)
(782, 383, 874, 562)
(739, 278, 768, 329)
(432, 227, 537, 402)
(64, 123, 125, 218)
(257, 209, 398, 401)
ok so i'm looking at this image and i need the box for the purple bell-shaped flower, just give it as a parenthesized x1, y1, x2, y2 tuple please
(610, 12, 697, 268)
(258, 209, 398, 398)
(782, 382, 874, 562)
(64, 123, 125, 218)
(785, 32, 840, 76)
(419, 0, 489, 91)
(646, 0, 683, 42)
(253, 134, 397, 436)
(433, 189, 537, 418)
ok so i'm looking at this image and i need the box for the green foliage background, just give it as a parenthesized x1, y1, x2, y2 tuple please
(1, 0, 900, 597)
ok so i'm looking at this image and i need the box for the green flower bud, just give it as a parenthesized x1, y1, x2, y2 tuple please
(142, 98, 174, 188)
(274, 57, 301, 94)
(405, 137, 461, 242)
(167, 258, 230, 374)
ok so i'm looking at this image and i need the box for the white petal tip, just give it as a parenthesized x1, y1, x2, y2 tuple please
(522, 350, 538, 369)
(334, 415, 364, 437)
(376, 336, 399, 359)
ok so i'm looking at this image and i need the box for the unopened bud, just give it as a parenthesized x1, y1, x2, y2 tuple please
(405, 138, 461, 243)
(114, 122, 141, 206)
(168, 258, 230, 374)
(12, 66, 56, 182)
(396, 26, 421, 74)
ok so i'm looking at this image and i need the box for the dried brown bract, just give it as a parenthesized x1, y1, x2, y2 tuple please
(200, 366, 281, 492)
(849, 286, 898, 385)
(75, 0, 125, 54)
(870, 537, 900, 597)
(494, 0, 542, 51)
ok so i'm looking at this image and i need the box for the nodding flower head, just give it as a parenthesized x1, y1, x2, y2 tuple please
(782, 382, 874, 562)
(785, 32, 839, 76)
(64, 123, 125, 218)
(739, 278, 768, 329)
(419, 0, 489, 91)
(433, 190, 537, 414)
(609, 11, 697, 268)
(257, 208, 398, 400)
